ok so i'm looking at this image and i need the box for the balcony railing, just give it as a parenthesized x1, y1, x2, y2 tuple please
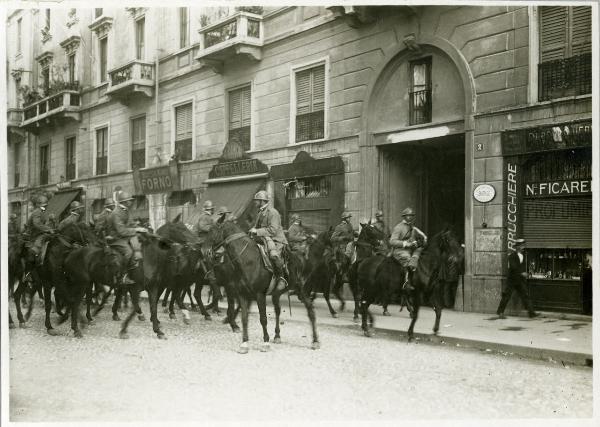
(196, 12, 264, 73)
(21, 86, 82, 134)
(409, 89, 432, 126)
(106, 60, 155, 102)
(538, 53, 592, 102)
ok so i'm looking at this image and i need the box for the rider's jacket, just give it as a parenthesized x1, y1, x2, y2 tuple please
(106, 205, 137, 240)
(8, 220, 20, 237)
(287, 223, 307, 251)
(58, 213, 80, 231)
(27, 207, 53, 238)
(331, 221, 354, 245)
(373, 220, 391, 241)
(196, 211, 215, 241)
(254, 205, 287, 244)
(389, 220, 427, 250)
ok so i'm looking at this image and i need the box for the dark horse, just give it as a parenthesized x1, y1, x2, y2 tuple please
(357, 228, 463, 341)
(208, 217, 319, 353)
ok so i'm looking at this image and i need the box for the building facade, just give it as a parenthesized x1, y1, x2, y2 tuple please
(5, 5, 593, 314)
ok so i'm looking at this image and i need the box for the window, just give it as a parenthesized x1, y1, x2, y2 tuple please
(95, 127, 108, 175)
(45, 9, 50, 30)
(229, 86, 251, 151)
(68, 53, 76, 83)
(179, 7, 189, 48)
(286, 176, 331, 199)
(538, 6, 591, 101)
(40, 144, 49, 185)
(174, 103, 193, 161)
(17, 18, 22, 54)
(65, 137, 76, 180)
(99, 37, 108, 83)
(168, 190, 196, 207)
(135, 18, 145, 60)
(13, 143, 20, 187)
(295, 64, 325, 143)
(95, 8, 103, 19)
(131, 116, 146, 170)
(42, 67, 50, 95)
(409, 57, 432, 125)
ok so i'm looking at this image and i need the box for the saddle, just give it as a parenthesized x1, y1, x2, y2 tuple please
(256, 242, 274, 274)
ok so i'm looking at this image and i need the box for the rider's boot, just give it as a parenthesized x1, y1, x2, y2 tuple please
(402, 270, 415, 292)
(272, 256, 288, 291)
(121, 258, 138, 286)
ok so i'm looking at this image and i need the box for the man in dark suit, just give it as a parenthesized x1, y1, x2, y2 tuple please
(496, 238, 539, 319)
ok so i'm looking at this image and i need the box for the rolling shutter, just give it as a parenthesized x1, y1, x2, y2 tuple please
(540, 6, 568, 62)
(175, 103, 192, 141)
(522, 197, 592, 248)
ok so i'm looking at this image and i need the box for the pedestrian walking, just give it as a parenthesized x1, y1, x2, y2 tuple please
(496, 238, 539, 319)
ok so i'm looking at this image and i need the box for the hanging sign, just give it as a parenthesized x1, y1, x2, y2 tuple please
(473, 184, 496, 203)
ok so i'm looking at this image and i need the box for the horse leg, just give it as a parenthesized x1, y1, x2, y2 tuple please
(298, 286, 320, 349)
(257, 293, 270, 352)
(225, 291, 240, 332)
(161, 287, 170, 313)
(85, 283, 94, 323)
(361, 300, 373, 337)
(168, 285, 178, 319)
(44, 282, 59, 335)
(186, 288, 197, 310)
(71, 295, 83, 338)
(176, 286, 192, 325)
(433, 305, 443, 335)
(133, 287, 145, 321)
(237, 295, 250, 354)
(322, 285, 337, 318)
(272, 292, 282, 343)
(208, 281, 223, 314)
(192, 281, 212, 320)
(192, 283, 202, 313)
(147, 283, 166, 339)
(93, 286, 113, 316)
(13, 281, 27, 327)
(120, 286, 143, 339)
(407, 301, 420, 342)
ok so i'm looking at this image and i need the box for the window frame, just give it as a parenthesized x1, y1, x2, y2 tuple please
(130, 114, 147, 170)
(135, 16, 145, 61)
(45, 9, 51, 31)
(67, 52, 76, 84)
(17, 18, 22, 55)
(98, 35, 108, 85)
(226, 82, 254, 152)
(93, 124, 110, 176)
(408, 56, 433, 126)
(170, 98, 195, 162)
(289, 57, 329, 146)
(65, 135, 77, 180)
(179, 7, 190, 49)
(39, 143, 50, 185)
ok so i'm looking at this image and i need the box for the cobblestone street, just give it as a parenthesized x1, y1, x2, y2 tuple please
(9, 299, 592, 422)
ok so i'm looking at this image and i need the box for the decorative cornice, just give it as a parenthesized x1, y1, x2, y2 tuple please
(60, 35, 82, 55)
(35, 51, 54, 68)
(88, 16, 113, 37)
(126, 7, 146, 19)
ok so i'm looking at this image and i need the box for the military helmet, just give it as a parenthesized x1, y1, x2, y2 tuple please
(104, 198, 115, 207)
(341, 211, 352, 219)
(203, 200, 214, 210)
(290, 213, 301, 223)
(216, 206, 231, 216)
(375, 210, 384, 218)
(36, 195, 49, 207)
(70, 201, 84, 211)
(401, 207, 415, 217)
(254, 190, 269, 201)
(115, 190, 134, 203)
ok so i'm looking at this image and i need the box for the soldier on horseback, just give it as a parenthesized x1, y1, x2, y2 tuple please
(58, 201, 84, 231)
(249, 190, 288, 290)
(195, 200, 215, 243)
(390, 207, 427, 291)
(287, 213, 308, 258)
(25, 195, 56, 266)
(105, 190, 148, 285)
(331, 212, 355, 276)
(215, 206, 232, 222)
(93, 198, 115, 236)
(8, 213, 20, 240)
(372, 210, 391, 255)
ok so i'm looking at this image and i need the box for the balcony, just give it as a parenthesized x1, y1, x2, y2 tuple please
(538, 53, 592, 102)
(195, 12, 264, 74)
(7, 108, 25, 140)
(21, 83, 81, 135)
(106, 60, 155, 104)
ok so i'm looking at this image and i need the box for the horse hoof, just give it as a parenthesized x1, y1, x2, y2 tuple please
(157, 333, 167, 340)
(74, 330, 83, 339)
(183, 318, 191, 325)
(273, 337, 282, 344)
(204, 315, 212, 321)
(280, 320, 285, 325)
(88, 320, 95, 326)
(383, 311, 391, 316)
(260, 343, 270, 352)
(363, 330, 373, 338)
(169, 313, 176, 320)
(112, 314, 120, 321)
(232, 327, 241, 333)
(19, 322, 28, 329)
(353, 317, 359, 324)
(331, 312, 338, 318)
(238, 344, 249, 354)
(311, 341, 320, 350)
(9, 323, 16, 330)
(119, 332, 129, 339)
(191, 307, 199, 312)
(47, 328, 59, 336)
(24, 312, 31, 321)
(138, 315, 145, 321)
(163, 307, 169, 314)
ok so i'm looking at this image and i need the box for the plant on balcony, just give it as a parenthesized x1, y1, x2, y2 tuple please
(235, 6, 263, 15)
(19, 85, 43, 107)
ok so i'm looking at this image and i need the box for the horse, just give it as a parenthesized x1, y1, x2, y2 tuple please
(207, 217, 319, 353)
(357, 228, 463, 341)
(8, 234, 30, 328)
(15, 222, 96, 334)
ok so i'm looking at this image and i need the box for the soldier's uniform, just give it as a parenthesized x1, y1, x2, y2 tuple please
(389, 208, 427, 270)
(196, 200, 215, 243)
(27, 196, 55, 260)
(58, 201, 84, 232)
(287, 214, 308, 256)
(373, 210, 391, 255)
(93, 198, 115, 236)
(331, 212, 355, 264)
(8, 214, 20, 240)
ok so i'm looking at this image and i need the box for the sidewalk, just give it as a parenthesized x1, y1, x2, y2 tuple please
(245, 296, 593, 367)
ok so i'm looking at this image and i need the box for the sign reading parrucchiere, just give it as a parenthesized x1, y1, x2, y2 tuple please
(502, 120, 592, 156)
(133, 161, 180, 195)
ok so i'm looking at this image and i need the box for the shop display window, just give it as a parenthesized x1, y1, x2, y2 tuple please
(527, 248, 590, 281)
(287, 176, 331, 199)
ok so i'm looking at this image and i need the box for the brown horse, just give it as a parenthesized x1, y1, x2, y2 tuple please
(208, 217, 319, 353)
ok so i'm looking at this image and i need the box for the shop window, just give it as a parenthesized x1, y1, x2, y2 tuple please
(409, 57, 432, 125)
(527, 249, 588, 281)
(131, 115, 146, 170)
(168, 190, 196, 207)
(229, 85, 251, 151)
(40, 144, 49, 185)
(65, 136, 76, 180)
(524, 148, 591, 183)
(179, 7, 189, 48)
(95, 127, 108, 175)
(538, 6, 591, 101)
(135, 17, 145, 60)
(286, 176, 331, 199)
(174, 102, 193, 161)
(295, 64, 325, 143)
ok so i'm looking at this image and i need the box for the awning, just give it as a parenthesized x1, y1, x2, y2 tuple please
(187, 179, 265, 227)
(46, 189, 80, 220)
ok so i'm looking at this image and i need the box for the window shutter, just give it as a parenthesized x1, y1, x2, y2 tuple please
(312, 65, 325, 112)
(540, 6, 568, 62)
(132, 117, 146, 149)
(175, 103, 192, 140)
(241, 86, 251, 127)
(571, 7, 591, 55)
(296, 69, 312, 115)
(229, 90, 242, 129)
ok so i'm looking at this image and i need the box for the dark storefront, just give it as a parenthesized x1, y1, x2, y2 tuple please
(502, 120, 592, 314)
(271, 151, 345, 232)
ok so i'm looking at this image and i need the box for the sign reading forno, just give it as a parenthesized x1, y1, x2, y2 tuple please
(133, 163, 180, 195)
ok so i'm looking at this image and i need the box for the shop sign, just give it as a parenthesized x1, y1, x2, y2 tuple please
(502, 120, 592, 156)
(525, 179, 592, 197)
(208, 138, 269, 179)
(473, 184, 496, 203)
(505, 162, 520, 251)
(133, 161, 180, 195)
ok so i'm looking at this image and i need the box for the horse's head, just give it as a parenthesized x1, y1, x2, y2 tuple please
(156, 217, 200, 246)
(208, 215, 243, 249)
(60, 222, 98, 245)
(358, 219, 384, 246)
(434, 228, 463, 282)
